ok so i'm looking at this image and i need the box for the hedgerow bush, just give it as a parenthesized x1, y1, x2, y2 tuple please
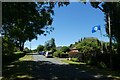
(3, 51, 26, 65)
(53, 51, 61, 57)
(53, 50, 69, 58)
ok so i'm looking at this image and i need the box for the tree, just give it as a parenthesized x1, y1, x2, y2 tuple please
(37, 45, 44, 52)
(74, 37, 101, 63)
(90, 2, 120, 69)
(2, 2, 70, 51)
(103, 2, 120, 54)
(60, 46, 70, 53)
(2, 2, 55, 51)
(24, 47, 30, 53)
(90, 2, 120, 53)
(49, 38, 56, 48)
(2, 36, 15, 55)
(44, 38, 56, 51)
(30, 49, 37, 53)
(76, 37, 101, 54)
(69, 44, 73, 48)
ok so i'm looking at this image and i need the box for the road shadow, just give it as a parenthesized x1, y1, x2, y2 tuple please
(2, 60, 113, 80)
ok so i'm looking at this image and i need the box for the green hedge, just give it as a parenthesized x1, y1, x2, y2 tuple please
(3, 52, 26, 65)
(89, 53, 120, 70)
(59, 53, 69, 58)
(53, 51, 69, 58)
(53, 51, 61, 57)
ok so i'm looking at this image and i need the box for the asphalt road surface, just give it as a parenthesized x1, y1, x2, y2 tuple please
(31, 53, 110, 80)
(33, 53, 68, 65)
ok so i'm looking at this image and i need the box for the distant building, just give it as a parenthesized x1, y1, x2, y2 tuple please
(69, 47, 79, 54)
(56, 46, 62, 50)
(69, 47, 79, 59)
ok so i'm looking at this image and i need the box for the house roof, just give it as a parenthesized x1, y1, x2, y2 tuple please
(69, 47, 79, 54)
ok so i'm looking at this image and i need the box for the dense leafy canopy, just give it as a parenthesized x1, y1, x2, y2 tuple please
(75, 37, 101, 54)
(44, 38, 56, 50)
(2, 2, 55, 51)
(37, 45, 44, 52)
(103, 3, 120, 52)
(2, 36, 15, 55)
(2, 2, 69, 51)
(60, 46, 70, 53)
(90, 2, 120, 53)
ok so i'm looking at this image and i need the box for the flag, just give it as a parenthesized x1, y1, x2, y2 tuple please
(92, 25, 101, 33)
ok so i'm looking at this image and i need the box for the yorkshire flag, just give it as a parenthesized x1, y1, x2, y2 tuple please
(92, 25, 101, 33)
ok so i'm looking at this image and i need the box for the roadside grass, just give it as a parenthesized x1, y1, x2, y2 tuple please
(3, 51, 26, 65)
(71, 58, 78, 61)
(2, 61, 34, 80)
(61, 59, 85, 65)
(61, 59, 120, 79)
(14, 51, 24, 54)
(2, 54, 34, 80)
(19, 54, 33, 61)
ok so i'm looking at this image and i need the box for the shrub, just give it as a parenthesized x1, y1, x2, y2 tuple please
(53, 50, 69, 58)
(37, 45, 44, 52)
(3, 51, 26, 65)
(51, 48, 57, 53)
(59, 53, 69, 58)
(60, 46, 70, 53)
(53, 51, 61, 57)
(112, 54, 120, 70)
(97, 62, 107, 69)
(89, 53, 110, 67)
(3, 36, 15, 55)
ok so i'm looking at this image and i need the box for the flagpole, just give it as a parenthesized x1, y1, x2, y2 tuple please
(96, 4, 112, 70)
(100, 26, 103, 53)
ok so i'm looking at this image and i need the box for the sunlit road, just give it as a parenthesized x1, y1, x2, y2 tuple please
(33, 53, 68, 65)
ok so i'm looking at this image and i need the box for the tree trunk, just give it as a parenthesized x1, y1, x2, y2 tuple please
(117, 44, 120, 54)
(19, 41, 24, 51)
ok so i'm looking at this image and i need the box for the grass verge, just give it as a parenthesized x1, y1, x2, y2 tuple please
(3, 52, 26, 65)
(19, 55, 33, 61)
(2, 54, 34, 80)
(61, 59, 120, 79)
(61, 59, 85, 65)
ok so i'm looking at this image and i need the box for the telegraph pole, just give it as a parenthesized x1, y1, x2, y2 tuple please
(30, 42, 31, 52)
(108, 13, 112, 69)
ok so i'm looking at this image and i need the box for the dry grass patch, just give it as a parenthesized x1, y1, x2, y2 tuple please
(19, 55, 33, 61)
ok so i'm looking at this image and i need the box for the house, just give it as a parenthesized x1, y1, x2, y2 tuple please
(68, 47, 79, 60)
(69, 47, 79, 53)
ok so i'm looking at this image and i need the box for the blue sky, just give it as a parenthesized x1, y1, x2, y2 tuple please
(24, 2, 109, 50)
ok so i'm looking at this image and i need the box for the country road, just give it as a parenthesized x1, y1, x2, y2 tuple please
(33, 53, 68, 65)
(32, 53, 95, 80)
(2, 53, 112, 80)
(31, 53, 109, 80)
